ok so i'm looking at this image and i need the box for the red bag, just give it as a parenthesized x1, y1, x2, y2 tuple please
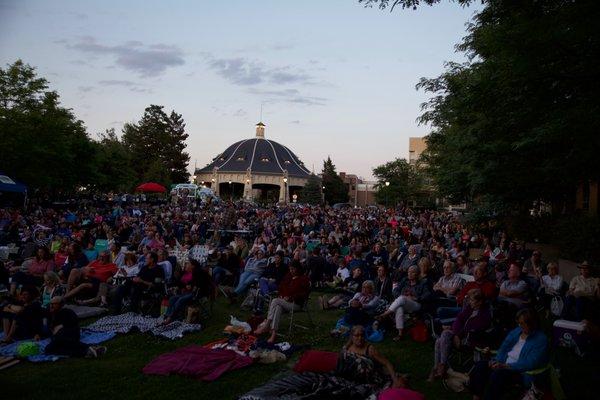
(409, 320, 428, 342)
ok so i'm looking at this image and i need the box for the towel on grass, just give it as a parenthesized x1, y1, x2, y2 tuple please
(86, 312, 201, 340)
(143, 345, 253, 381)
(0, 329, 116, 362)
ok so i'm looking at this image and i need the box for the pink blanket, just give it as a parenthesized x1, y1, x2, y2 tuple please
(142, 345, 253, 381)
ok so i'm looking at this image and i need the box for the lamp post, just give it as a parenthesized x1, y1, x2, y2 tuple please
(283, 177, 288, 204)
(322, 185, 325, 204)
(385, 181, 390, 208)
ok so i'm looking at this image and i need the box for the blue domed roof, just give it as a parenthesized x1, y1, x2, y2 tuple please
(196, 127, 312, 178)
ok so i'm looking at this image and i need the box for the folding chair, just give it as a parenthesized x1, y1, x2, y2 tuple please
(285, 293, 315, 337)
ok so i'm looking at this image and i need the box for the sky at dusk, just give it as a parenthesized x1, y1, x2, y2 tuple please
(0, 0, 479, 180)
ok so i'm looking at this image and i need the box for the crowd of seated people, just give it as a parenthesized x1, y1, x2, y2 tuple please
(1, 199, 599, 398)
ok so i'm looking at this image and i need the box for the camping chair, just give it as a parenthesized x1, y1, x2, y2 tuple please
(139, 277, 168, 317)
(285, 287, 315, 337)
(189, 283, 217, 322)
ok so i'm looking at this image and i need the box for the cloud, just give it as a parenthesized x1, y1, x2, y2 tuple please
(248, 88, 326, 106)
(98, 80, 152, 93)
(78, 86, 94, 93)
(270, 43, 294, 51)
(99, 80, 136, 87)
(207, 57, 315, 86)
(290, 120, 301, 124)
(64, 37, 184, 76)
(70, 59, 91, 66)
(233, 109, 247, 117)
(70, 12, 88, 20)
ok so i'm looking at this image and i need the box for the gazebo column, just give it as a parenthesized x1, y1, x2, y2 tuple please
(212, 168, 219, 196)
(278, 183, 285, 203)
(244, 169, 253, 200)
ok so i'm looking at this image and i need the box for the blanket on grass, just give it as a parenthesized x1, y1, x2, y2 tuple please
(143, 345, 253, 381)
(86, 312, 201, 340)
(238, 371, 383, 400)
(0, 329, 116, 362)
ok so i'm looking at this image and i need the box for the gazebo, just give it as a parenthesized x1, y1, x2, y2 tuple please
(194, 123, 314, 203)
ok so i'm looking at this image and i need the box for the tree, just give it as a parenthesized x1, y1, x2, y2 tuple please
(93, 129, 136, 192)
(0, 60, 97, 193)
(372, 158, 426, 206)
(300, 174, 323, 205)
(321, 157, 349, 205)
(359, 0, 472, 11)
(366, 1, 600, 214)
(122, 105, 190, 187)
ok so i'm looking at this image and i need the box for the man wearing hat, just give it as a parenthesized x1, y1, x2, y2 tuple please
(565, 261, 599, 321)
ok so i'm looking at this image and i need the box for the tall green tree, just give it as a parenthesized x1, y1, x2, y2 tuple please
(122, 105, 190, 186)
(365, 0, 600, 214)
(299, 174, 323, 205)
(372, 158, 426, 206)
(93, 129, 135, 192)
(0, 60, 96, 193)
(321, 157, 349, 205)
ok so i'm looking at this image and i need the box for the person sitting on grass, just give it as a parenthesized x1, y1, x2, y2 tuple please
(9, 246, 55, 296)
(258, 251, 288, 297)
(63, 251, 116, 304)
(336, 325, 404, 389)
(428, 289, 492, 381)
(468, 308, 548, 400)
(538, 262, 564, 311)
(564, 261, 599, 321)
(1, 286, 44, 344)
(330, 280, 382, 336)
(227, 247, 268, 302)
(112, 251, 165, 314)
(59, 243, 89, 282)
(376, 265, 431, 341)
(40, 271, 66, 309)
(432, 260, 465, 300)
(254, 261, 310, 343)
(161, 259, 213, 325)
(320, 266, 365, 309)
(44, 296, 107, 358)
(498, 263, 530, 308)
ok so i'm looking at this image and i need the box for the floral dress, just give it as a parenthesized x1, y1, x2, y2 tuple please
(335, 346, 387, 387)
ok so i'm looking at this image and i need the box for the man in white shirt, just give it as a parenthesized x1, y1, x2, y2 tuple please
(565, 261, 599, 321)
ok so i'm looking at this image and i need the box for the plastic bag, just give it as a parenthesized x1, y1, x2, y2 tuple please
(550, 296, 564, 317)
(230, 315, 252, 333)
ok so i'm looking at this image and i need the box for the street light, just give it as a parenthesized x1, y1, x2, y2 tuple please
(385, 181, 390, 208)
(283, 177, 288, 203)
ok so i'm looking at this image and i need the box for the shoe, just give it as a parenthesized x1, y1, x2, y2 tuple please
(94, 346, 107, 357)
(85, 347, 98, 358)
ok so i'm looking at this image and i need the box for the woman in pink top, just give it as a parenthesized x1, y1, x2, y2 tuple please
(10, 247, 55, 295)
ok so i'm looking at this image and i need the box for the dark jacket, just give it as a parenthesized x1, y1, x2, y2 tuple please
(451, 303, 492, 344)
(392, 278, 432, 303)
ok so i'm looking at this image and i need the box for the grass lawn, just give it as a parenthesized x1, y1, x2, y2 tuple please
(4, 290, 587, 400)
